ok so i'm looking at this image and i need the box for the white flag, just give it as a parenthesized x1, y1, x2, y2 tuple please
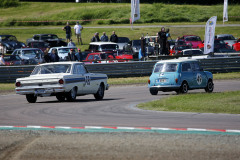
(204, 16, 217, 54)
(131, 0, 140, 23)
(223, 0, 228, 22)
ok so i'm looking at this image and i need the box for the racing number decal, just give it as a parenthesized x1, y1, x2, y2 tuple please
(85, 76, 91, 85)
(196, 73, 202, 85)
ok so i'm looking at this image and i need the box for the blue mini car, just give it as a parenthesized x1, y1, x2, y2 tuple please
(148, 59, 214, 95)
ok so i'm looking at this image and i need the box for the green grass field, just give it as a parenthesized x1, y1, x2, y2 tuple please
(137, 91, 240, 114)
(0, 2, 240, 26)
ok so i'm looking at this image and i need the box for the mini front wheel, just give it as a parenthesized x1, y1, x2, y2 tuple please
(205, 80, 214, 93)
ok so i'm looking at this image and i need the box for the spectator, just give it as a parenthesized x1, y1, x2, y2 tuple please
(158, 27, 168, 55)
(68, 49, 78, 61)
(91, 32, 100, 42)
(74, 22, 83, 45)
(0, 43, 6, 54)
(0, 54, 5, 65)
(100, 32, 108, 42)
(62, 22, 72, 43)
(50, 49, 59, 62)
(43, 50, 50, 63)
(110, 31, 118, 43)
(68, 39, 76, 47)
(75, 48, 83, 61)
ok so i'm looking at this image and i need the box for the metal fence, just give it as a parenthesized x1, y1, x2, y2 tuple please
(0, 57, 240, 83)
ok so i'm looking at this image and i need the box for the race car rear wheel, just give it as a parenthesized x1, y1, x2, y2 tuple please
(26, 94, 37, 103)
(150, 88, 158, 95)
(94, 84, 104, 100)
(179, 82, 188, 94)
(66, 87, 77, 102)
(56, 93, 66, 102)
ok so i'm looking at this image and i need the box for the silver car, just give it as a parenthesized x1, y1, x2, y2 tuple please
(12, 48, 43, 64)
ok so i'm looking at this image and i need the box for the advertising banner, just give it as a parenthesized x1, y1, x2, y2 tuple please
(204, 16, 217, 54)
(223, 0, 228, 22)
(131, 0, 140, 23)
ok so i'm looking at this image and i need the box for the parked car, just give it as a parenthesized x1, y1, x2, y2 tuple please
(3, 55, 24, 66)
(83, 52, 117, 63)
(117, 37, 130, 50)
(180, 35, 203, 48)
(123, 40, 154, 58)
(12, 48, 44, 64)
(87, 42, 119, 52)
(148, 59, 214, 95)
(233, 38, 240, 51)
(215, 34, 237, 47)
(180, 49, 204, 56)
(170, 45, 192, 55)
(15, 62, 109, 103)
(26, 40, 49, 52)
(48, 46, 78, 61)
(0, 35, 26, 53)
(26, 34, 67, 48)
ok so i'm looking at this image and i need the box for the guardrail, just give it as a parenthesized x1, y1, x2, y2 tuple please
(0, 57, 240, 83)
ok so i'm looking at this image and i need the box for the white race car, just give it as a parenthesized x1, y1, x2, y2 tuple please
(15, 62, 109, 103)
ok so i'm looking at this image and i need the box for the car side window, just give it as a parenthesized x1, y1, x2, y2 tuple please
(182, 63, 192, 72)
(73, 64, 87, 75)
(193, 62, 200, 71)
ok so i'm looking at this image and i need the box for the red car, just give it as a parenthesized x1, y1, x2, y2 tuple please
(84, 52, 133, 63)
(180, 35, 203, 48)
(233, 39, 240, 51)
(170, 45, 192, 56)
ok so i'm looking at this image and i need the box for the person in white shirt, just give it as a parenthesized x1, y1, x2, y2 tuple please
(74, 22, 83, 45)
(0, 54, 5, 65)
(0, 43, 6, 54)
(67, 39, 76, 47)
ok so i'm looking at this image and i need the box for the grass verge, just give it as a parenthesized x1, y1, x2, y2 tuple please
(137, 91, 240, 114)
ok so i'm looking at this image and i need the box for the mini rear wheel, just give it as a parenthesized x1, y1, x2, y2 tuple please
(150, 88, 158, 95)
(179, 82, 188, 94)
(26, 94, 37, 103)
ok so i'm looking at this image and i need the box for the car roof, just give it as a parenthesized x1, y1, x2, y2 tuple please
(34, 34, 57, 36)
(40, 62, 84, 66)
(216, 34, 234, 37)
(15, 48, 41, 50)
(51, 46, 77, 49)
(89, 42, 117, 45)
(0, 35, 15, 37)
(182, 35, 199, 37)
(156, 59, 198, 64)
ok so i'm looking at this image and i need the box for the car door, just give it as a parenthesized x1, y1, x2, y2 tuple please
(72, 64, 85, 94)
(81, 64, 96, 94)
(191, 62, 207, 88)
(181, 62, 194, 88)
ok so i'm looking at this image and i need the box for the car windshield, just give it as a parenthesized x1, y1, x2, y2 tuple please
(132, 40, 141, 46)
(22, 50, 39, 56)
(4, 55, 21, 61)
(100, 44, 118, 50)
(118, 37, 130, 43)
(31, 64, 71, 75)
(30, 42, 45, 48)
(58, 48, 74, 54)
(154, 63, 178, 73)
(185, 36, 201, 41)
(183, 50, 203, 55)
(218, 35, 235, 40)
(41, 35, 58, 40)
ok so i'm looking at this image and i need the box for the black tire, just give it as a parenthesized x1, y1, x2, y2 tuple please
(94, 84, 104, 100)
(150, 88, 158, 95)
(179, 82, 188, 94)
(26, 94, 37, 103)
(66, 87, 77, 102)
(205, 80, 214, 93)
(56, 93, 66, 102)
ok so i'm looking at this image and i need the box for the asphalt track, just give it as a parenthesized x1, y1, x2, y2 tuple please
(0, 80, 239, 130)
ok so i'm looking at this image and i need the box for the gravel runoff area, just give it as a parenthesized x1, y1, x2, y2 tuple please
(0, 130, 240, 160)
